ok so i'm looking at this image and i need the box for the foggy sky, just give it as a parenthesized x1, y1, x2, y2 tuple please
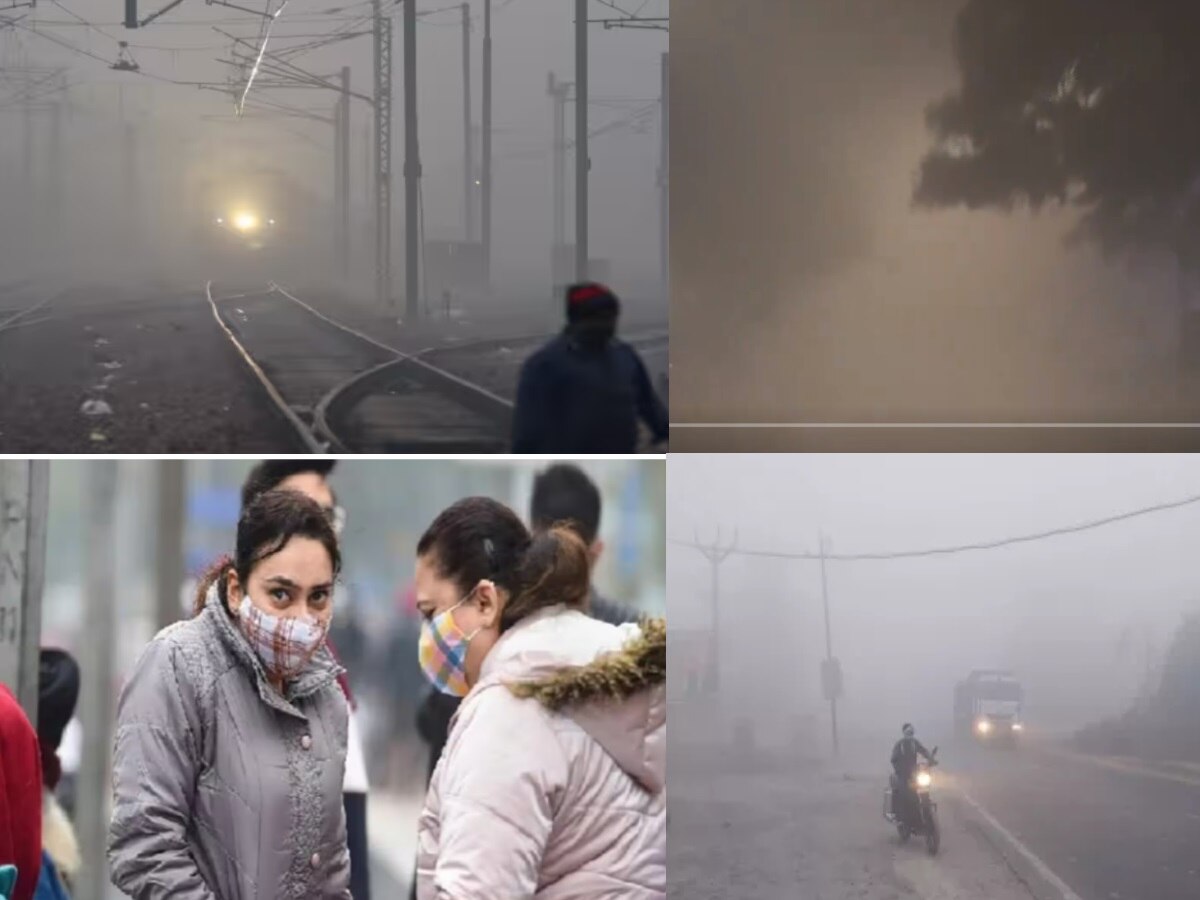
(673, 0, 1183, 422)
(0, 0, 667, 292)
(669, 455, 1200, 745)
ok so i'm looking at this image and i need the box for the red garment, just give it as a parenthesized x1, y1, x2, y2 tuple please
(0, 685, 42, 900)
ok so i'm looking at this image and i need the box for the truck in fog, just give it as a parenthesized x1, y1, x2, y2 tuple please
(954, 669, 1024, 746)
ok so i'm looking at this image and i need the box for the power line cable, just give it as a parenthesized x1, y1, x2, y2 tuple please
(671, 491, 1200, 562)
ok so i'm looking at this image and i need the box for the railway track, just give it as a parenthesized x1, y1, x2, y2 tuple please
(206, 281, 667, 452)
(0, 292, 55, 336)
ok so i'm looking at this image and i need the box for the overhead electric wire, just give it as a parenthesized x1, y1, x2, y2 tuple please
(672, 491, 1200, 562)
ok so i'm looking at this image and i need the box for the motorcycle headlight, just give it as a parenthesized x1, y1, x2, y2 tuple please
(976, 719, 992, 734)
(916, 771, 932, 788)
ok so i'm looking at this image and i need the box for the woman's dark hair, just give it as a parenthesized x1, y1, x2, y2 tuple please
(193, 489, 342, 616)
(416, 496, 590, 632)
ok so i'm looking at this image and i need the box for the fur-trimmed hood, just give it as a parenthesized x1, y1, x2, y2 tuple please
(478, 606, 666, 794)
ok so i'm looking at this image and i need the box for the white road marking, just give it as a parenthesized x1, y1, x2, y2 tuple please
(957, 789, 1084, 900)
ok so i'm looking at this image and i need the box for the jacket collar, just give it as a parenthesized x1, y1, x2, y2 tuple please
(203, 584, 343, 721)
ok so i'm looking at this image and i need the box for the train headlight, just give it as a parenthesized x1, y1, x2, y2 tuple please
(233, 211, 259, 232)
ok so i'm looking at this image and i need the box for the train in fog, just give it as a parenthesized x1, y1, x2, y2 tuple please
(181, 158, 321, 265)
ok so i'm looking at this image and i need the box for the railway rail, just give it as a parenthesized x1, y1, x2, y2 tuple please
(206, 280, 667, 452)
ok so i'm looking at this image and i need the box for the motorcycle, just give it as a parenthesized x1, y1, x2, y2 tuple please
(883, 746, 940, 855)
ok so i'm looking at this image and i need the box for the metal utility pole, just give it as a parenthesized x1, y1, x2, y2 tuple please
(548, 73, 569, 258)
(403, 0, 420, 321)
(574, 0, 588, 282)
(154, 460, 186, 631)
(694, 528, 737, 694)
(337, 66, 351, 277)
(23, 91, 35, 255)
(462, 3, 474, 242)
(50, 96, 63, 247)
(659, 50, 669, 298)
(0, 461, 50, 727)
(481, 0, 493, 294)
(373, 0, 393, 308)
(818, 531, 840, 756)
(76, 461, 118, 900)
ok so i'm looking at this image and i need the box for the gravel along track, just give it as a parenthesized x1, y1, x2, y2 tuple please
(0, 283, 299, 452)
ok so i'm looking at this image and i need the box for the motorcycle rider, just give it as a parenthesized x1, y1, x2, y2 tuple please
(891, 722, 934, 827)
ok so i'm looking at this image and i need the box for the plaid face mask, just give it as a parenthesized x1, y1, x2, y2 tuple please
(418, 595, 482, 698)
(237, 596, 328, 680)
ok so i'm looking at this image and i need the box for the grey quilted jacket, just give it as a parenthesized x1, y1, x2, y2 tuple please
(108, 588, 353, 900)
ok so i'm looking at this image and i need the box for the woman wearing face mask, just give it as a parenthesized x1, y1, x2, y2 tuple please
(108, 490, 352, 900)
(413, 497, 667, 899)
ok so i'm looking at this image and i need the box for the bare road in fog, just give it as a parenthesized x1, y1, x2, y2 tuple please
(670, 738, 1200, 900)
(951, 740, 1200, 900)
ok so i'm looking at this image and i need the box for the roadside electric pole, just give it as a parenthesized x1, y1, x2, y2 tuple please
(574, 0, 588, 282)
(0, 461, 50, 728)
(818, 531, 842, 756)
(403, 0, 420, 321)
(337, 66, 351, 277)
(659, 50, 669, 299)
(373, 0, 393, 308)
(462, 3, 474, 242)
(694, 528, 737, 694)
(481, 0, 493, 294)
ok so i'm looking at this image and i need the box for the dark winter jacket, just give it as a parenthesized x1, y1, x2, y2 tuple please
(108, 587, 352, 900)
(511, 334, 668, 453)
(891, 736, 932, 778)
(589, 589, 641, 628)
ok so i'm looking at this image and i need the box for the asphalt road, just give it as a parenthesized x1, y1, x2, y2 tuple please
(947, 740, 1200, 900)
(669, 732, 1200, 900)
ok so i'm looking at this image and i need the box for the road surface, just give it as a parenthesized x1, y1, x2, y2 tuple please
(669, 737, 1200, 900)
(949, 740, 1200, 900)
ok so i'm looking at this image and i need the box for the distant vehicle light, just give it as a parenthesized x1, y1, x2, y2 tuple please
(1012, 722, 1023, 732)
(976, 719, 992, 735)
(916, 771, 932, 788)
(233, 211, 259, 232)
(216, 217, 224, 224)
(268, 218, 276, 225)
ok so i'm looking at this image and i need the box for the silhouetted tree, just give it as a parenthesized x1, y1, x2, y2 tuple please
(916, 1, 1200, 272)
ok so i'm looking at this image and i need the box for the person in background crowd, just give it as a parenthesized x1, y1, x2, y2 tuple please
(412, 497, 666, 898)
(529, 462, 641, 626)
(108, 490, 352, 900)
(0, 683, 42, 900)
(240, 460, 371, 900)
(512, 282, 669, 453)
(35, 650, 81, 900)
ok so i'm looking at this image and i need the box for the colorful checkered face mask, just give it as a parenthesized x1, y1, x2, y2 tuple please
(237, 596, 328, 680)
(418, 592, 483, 698)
